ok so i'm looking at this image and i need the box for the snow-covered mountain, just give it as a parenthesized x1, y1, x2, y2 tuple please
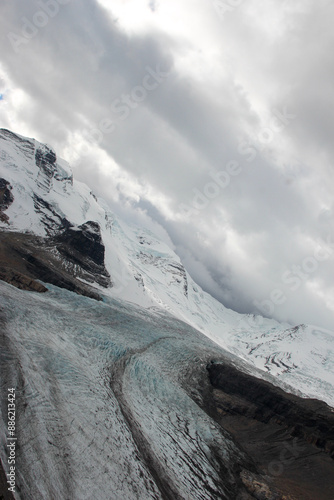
(1, 128, 334, 500)
(1, 128, 333, 407)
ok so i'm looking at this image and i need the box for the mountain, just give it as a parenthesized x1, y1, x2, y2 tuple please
(1, 128, 333, 407)
(0, 128, 333, 500)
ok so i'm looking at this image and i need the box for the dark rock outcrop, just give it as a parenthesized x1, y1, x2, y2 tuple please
(33, 194, 70, 236)
(202, 361, 334, 500)
(56, 221, 105, 266)
(0, 178, 14, 210)
(0, 212, 9, 223)
(0, 266, 47, 293)
(35, 146, 56, 169)
(0, 230, 104, 301)
(21, 251, 102, 300)
(169, 262, 188, 297)
(55, 221, 111, 287)
(35, 146, 57, 192)
(207, 362, 334, 458)
(0, 178, 14, 224)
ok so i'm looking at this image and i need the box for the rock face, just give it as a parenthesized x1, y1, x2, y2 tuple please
(0, 231, 104, 301)
(0, 266, 47, 293)
(33, 194, 70, 236)
(35, 145, 57, 193)
(56, 221, 105, 267)
(55, 221, 111, 287)
(205, 362, 334, 500)
(0, 178, 13, 210)
(208, 362, 334, 457)
(168, 262, 188, 297)
(0, 178, 13, 223)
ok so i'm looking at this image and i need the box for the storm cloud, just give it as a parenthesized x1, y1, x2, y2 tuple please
(0, 0, 333, 329)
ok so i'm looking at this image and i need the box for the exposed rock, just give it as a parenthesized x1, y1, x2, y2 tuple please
(55, 221, 111, 287)
(169, 262, 188, 297)
(0, 212, 9, 224)
(90, 191, 98, 202)
(21, 251, 102, 301)
(138, 235, 151, 245)
(35, 146, 57, 193)
(134, 271, 145, 289)
(240, 470, 294, 500)
(208, 362, 334, 458)
(33, 194, 69, 236)
(54, 162, 73, 184)
(0, 266, 47, 293)
(0, 178, 14, 210)
(35, 146, 56, 168)
(203, 361, 334, 500)
(0, 178, 13, 225)
(56, 221, 105, 266)
(0, 230, 103, 301)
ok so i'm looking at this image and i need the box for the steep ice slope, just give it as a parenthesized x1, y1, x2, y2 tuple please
(0, 128, 333, 407)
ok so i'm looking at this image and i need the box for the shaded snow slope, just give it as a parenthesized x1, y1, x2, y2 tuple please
(0, 128, 333, 407)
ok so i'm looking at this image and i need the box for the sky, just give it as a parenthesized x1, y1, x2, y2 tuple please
(0, 0, 334, 330)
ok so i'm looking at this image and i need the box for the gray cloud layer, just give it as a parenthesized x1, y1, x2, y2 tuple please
(1, 0, 333, 329)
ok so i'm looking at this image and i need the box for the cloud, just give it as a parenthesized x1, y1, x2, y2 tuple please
(148, 1, 158, 13)
(0, 0, 333, 329)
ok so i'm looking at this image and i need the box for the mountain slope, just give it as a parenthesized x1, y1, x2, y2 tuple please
(1, 128, 334, 500)
(0, 128, 333, 407)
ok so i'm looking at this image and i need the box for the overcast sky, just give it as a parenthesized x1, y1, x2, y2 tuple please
(1, 0, 334, 330)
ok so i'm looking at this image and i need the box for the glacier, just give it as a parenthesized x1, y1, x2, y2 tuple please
(0, 280, 262, 500)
